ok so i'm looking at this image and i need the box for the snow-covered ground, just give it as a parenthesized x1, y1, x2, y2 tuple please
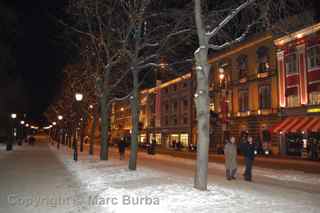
(51, 143, 320, 213)
(1, 137, 320, 213)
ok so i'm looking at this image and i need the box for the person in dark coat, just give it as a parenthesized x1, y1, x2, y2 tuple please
(310, 139, 318, 160)
(241, 136, 255, 181)
(118, 138, 126, 160)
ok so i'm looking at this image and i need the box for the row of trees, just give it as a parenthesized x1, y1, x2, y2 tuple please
(46, 0, 311, 190)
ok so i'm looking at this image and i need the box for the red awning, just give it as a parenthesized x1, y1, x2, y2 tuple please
(291, 117, 314, 133)
(272, 117, 320, 134)
(301, 117, 319, 132)
(311, 118, 320, 132)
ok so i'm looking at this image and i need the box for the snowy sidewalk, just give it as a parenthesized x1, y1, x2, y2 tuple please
(0, 137, 84, 213)
(52, 139, 320, 213)
(1, 137, 320, 213)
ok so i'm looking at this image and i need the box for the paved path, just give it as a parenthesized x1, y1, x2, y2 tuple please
(0, 136, 82, 213)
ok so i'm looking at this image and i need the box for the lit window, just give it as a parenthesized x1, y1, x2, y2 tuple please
(239, 89, 249, 112)
(180, 134, 189, 147)
(309, 91, 320, 105)
(259, 85, 271, 109)
(287, 95, 300, 107)
(285, 53, 298, 75)
(307, 45, 320, 70)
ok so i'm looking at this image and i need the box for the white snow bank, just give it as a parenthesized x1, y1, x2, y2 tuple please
(50, 145, 320, 213)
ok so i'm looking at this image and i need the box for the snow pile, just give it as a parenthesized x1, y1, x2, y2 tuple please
(50, 146, 320, 213)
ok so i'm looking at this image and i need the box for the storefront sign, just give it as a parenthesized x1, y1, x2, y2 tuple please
(307, 108, 320, 113)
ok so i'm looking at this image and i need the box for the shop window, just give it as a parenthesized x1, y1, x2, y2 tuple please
(309, 91, 320, 105)
(239, 89, 249, 112)
(237, 54, 248, 79)
(307, 45, 320, 70)
(286, 94, 300, 107)
(180, 134, 189, 147)
(285, 53, 298, 75)
(256, 46, 270, 73)
(259, 85, 271, 109)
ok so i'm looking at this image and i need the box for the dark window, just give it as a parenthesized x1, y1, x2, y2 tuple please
(239, 89, 249, 112)
(237, 54, 248, 78)
(256, 46, 270, 73)
(173, 84, 177, 91)
(165, 116, 169, 125)
(182, 82, 188, 88)
(259, 85, 271, 109)
(183, 99, 188, 110)
(165, 102, 169, 113)
(285, 53, 298, 75)
(307, 45, 320, 70)
(173, 101, 178, 112)
(172, 116, 178, 125)
(183, 114, 188, 124)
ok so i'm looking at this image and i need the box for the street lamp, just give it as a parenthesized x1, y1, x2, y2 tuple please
(75, 93, 83, 102)
(8, 113, 17, 150)
(74, 92, 84, 160)
(57, 116, 63, 149)
(20, 120, 25, 125)
(52, 122, 56, 126)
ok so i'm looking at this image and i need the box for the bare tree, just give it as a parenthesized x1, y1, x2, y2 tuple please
(193, 0, 310, 190)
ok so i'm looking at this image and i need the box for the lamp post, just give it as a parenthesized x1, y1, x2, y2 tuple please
(7, 113, 17, 151)
(75, 93, 85, 153)
(57, 115, 63, 149)
(74, 93, 83, 161)
(218, 66, 230, 149)
(18, 120, 25, 145)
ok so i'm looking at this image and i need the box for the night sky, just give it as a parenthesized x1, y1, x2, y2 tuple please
(1, 0, 319, 126)
(5, 0, 69, 124)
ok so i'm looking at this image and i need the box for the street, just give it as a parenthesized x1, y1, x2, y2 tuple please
(0, 135, 320, 213)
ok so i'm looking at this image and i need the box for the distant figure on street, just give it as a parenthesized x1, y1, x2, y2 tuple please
(310, 139, 318, 160)
(29, 136, 36, 146)
(224, 136, 237, 180)
(118, 139, 126, 160)
(241, 136, 255, 181)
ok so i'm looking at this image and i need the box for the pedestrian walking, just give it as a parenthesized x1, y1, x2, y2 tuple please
(224, 136, 237, 180)
(241, 136, 255, 181)
(118, 139, 126, 160)
(310, 139, 318, 160)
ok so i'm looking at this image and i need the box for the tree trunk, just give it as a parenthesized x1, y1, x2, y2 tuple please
(89, 111, 98, 155)
(194, 0, 211, 191)
(80, 113, 87, 152)
(129, 69, 140, 170)
(100, 70, 111, 160)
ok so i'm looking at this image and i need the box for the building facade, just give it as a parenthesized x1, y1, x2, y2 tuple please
(207, 32, 280, 154)
(272, 22, 320, 157)
(110, 22, 320, 157)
